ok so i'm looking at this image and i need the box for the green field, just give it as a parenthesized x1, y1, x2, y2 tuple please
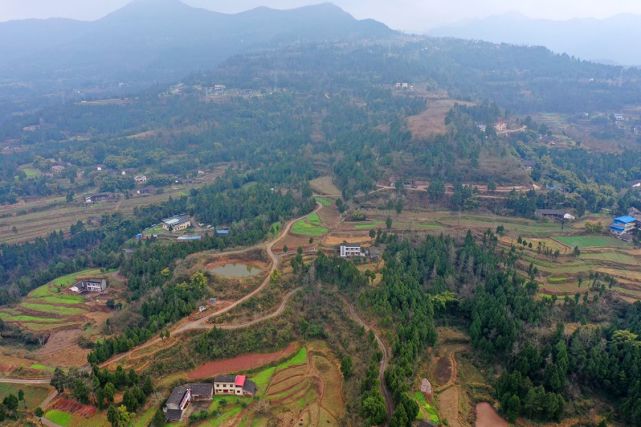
(0, 383, 50, 409)
(414, 391, 440, 424)
(353, 221, 383, 230)
(0, 268, 112, 330)
(274, 347, 307, 370)
(581, 251, 638, 265)
(554, 235, 629, 249)
(291, 212, 328, 237)
(0, 312, 61, 323)
(45, 409, 73, 427)
(19, 166, 42, 178)
(314, 196, 334, 207)
(21, 302, 84, 315)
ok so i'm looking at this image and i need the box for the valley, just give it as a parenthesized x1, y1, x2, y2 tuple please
(1, 2, 641, 426)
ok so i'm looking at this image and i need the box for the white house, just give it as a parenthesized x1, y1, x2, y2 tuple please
(339, 244, 363, 258)
(213, 375, 256, 397)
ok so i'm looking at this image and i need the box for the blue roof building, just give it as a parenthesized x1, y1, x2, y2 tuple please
(614, 216, 637, 224)
(610, 215, 638, 235)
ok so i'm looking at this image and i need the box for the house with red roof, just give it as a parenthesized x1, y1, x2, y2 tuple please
(213, 374, 257, 397)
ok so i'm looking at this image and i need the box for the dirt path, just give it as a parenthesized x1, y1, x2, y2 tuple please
(215, 288, 302, 331)
(102, 204, 320, 368)
(340, 297, 394, 422)
(40, 389, 59, 409)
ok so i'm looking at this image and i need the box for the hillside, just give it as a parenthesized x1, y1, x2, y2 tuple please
(0, 0, 392, 87)
(431, 13, 641, 66)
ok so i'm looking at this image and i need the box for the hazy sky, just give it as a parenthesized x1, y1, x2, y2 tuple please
(3, 0, 641, 31)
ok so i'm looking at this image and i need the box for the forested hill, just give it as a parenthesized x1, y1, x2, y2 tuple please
(0, 1, 392, 87)
(197, 38, 641, 113)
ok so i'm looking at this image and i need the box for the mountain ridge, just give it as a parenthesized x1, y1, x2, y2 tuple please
(0, 1, 393, 87)
(430, 13, 641, 66)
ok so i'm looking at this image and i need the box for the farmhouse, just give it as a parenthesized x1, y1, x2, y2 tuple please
(339, 244, 364, 258)
(163, 383, 213, 422)
(163, 377, 256, 421)
(161, 215, 191, 232)
(215, 227, 230, 236)
(610, 216, 639, 236)
(213, 375, 257, 396)
(72, 278, 108, 293)
(85, 192, 118, 204)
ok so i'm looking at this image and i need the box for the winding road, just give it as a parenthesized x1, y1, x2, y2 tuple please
(102, 204, 320, 368)
(340, 297, 394, 422)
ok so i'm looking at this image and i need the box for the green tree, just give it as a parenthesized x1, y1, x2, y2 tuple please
(50, 368, 66, 393)
(361, 393, 387, 425)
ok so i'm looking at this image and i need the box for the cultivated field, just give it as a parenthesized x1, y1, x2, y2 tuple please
(0, 268, 123, 371)
(131, 342, 345, 427)
(0, 168, 226, 244)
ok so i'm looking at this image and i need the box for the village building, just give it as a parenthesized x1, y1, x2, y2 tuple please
(177, 235, 202, 242)
(534, 209, 575, 222)
(51, 165, 66, 174)
(215, 227, 230, 236)
(339, 244, 364, 258)
(134, 175, 147, 185)
(161, 215, 192, 232)
(213, 375, 257, 397)
(610, 215, 639, 236)
(85, 192, 118, 204)
(71, 278, 108, 293)
(163, 383, 213, 422)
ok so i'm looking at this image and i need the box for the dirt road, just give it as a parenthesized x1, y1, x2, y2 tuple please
(102, 204, 319, 368)
(214, 288, 301, 331)
(341, 297, 394, 422)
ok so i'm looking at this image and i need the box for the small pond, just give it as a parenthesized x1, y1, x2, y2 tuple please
(210, 263, 261, 278)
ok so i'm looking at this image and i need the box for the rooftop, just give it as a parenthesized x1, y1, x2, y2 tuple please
(235, 375, 246, 387)
(166, 386, 188, 407)
(162, 214, 190, 226)
(614, 216, 637, 224)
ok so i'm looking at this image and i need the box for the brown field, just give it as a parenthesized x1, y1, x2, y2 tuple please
(475, 402, 507, 427)
(187, 342, 300, 380)
(309, 176, 341, 196)
(407, 98, 472, 139)
(265, 341, 344, 426)
(49, 396, 97, 417)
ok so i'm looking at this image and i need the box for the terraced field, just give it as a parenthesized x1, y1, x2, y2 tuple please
(180, 343, 344, 427)
(291, 212, 328, 237)
(0, 268, 115, 332)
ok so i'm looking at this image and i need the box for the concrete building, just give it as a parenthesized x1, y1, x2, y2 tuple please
(610, 216, 639, 236)
(161, 215, 191, 232)
(72, 278, 108, 293)
(213, 375, 257, 397)
(339, 244, 363, 258)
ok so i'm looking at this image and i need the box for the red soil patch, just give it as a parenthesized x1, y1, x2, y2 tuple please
(187, 342, 299, 380)
(475, 402, 507, 427)
(50, 396, 96, 418)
